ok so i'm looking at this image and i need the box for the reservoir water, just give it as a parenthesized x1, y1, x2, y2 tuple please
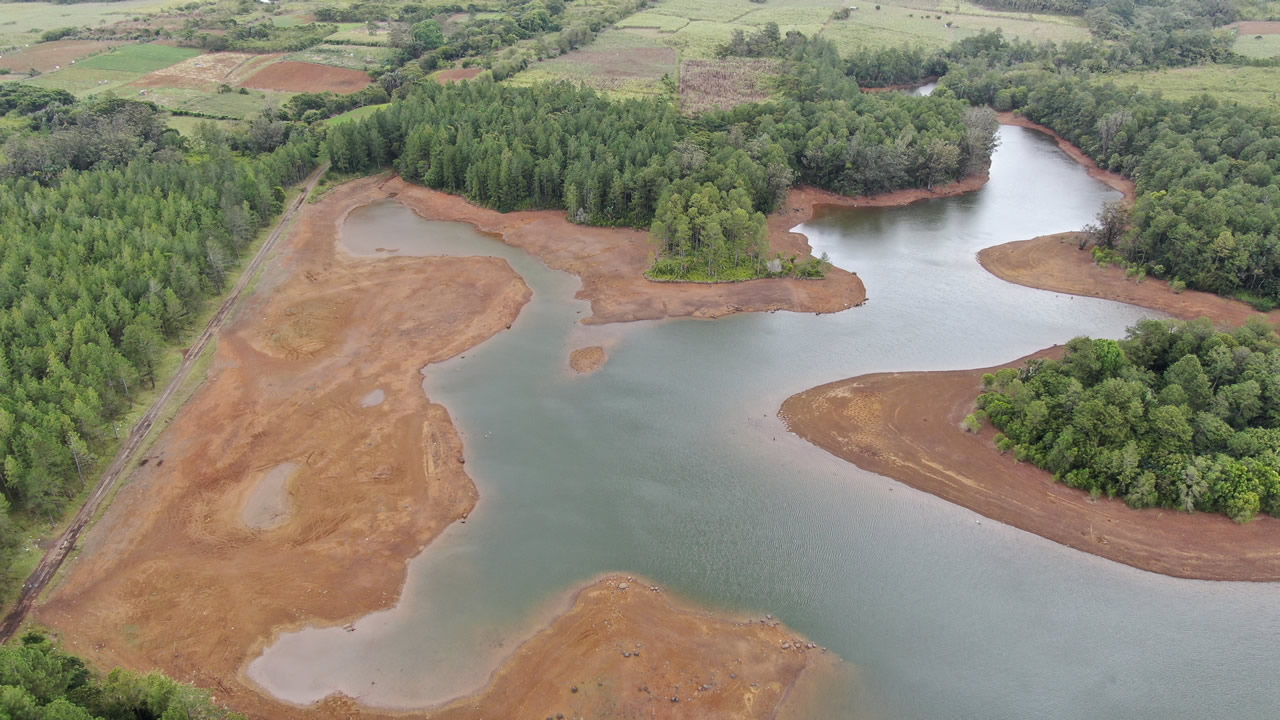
(250, 126, 1280, 719)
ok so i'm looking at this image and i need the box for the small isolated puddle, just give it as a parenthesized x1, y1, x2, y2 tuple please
(242, 462, 298, 531)
(361, 388, 386, 407)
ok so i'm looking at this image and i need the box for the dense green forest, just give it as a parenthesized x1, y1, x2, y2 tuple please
(0, 632, 241, 720)
(0, 86, 316, 595)
(976, 319, 1280, 522)
(326, 37, 997, 279)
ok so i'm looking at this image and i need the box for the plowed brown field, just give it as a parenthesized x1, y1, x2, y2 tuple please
(242, 61, 371, 93)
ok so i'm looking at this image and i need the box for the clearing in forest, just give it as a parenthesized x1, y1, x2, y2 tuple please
(1230, 22, 1280, 58)
(508, 31, 676, 98)
(680, 57, 780, 112)
(433, 67, 485, 83)
(242, 61, 372, 93)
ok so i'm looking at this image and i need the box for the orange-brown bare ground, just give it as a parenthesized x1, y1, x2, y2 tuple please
(431, 66, 482, 83)
(36, 176, 840, 718)
(979, 232, 1280, 326)
(569, 345, 607, 373)
(0, 40, 115, 73)
(780, 353, 1280, 581)
(36, 178, 529, 716)
(427, 575, 840, 720)
(1232, 20, 1280, 34)
(370, 176, 872, 323)
(242, 60, 371, 93)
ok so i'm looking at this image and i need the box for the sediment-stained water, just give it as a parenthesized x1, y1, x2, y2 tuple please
(249, 127, 1280, 719)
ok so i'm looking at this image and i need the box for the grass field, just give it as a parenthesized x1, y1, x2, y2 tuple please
(287, 44, 399, 70)
(0, 0, 186, 48)
(1233, 32, 1280, 58)
(327, 103, 390, 124)
(615, 11, 692, 32)
(25, 42, 199, 96)
(1108, 65, 1280, 108)
(516, 0, 1090, 98)
(822, 1, 1090, 52)
(508, 29, 677, 97)
(325, 23, 389, 46)
(75, 43, 200, 72)
(140, 86, 294, 119)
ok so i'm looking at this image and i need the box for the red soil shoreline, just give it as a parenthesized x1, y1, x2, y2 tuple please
(781, 352, 1280, 581)
(784, 119, 1280, 581)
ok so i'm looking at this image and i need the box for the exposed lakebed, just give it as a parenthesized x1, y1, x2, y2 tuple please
(250, 127, 1280, 718)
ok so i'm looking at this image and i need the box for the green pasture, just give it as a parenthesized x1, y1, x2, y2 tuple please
(287, 44, 398, 69)
(1233, 32, 1280, 58)
(141, 86, 294, 119)
(1107, 65, 1280, 108)
(325, 23, 389, 46)
(75, 43, 199, 72)
(0, 0, 186, 48)
(25, 66, 139, 96)
(327, 102, 390, 124)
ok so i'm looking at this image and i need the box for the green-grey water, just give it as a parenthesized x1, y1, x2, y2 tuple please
(249, 126, 1280, 719)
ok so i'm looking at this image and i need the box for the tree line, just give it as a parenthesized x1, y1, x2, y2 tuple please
(0, 94, 317, 597)
(976, 319, 1280, 523)
(0, 632, 242, 719)
(324, 39, 997, 279)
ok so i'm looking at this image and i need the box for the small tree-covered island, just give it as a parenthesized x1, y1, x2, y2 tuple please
(976, 318, 1280, 522)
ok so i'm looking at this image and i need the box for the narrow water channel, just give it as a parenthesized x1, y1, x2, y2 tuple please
(249, 126, 1280, 719)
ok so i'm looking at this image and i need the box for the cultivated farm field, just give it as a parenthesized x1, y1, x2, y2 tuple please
(0, 40, 115, 74)
(1231, 21, 1280, 58)
(506, 30, 677, 98)
(75, 42, 199, 72)
(242, 60, 371, 93)
(25, 42, 199, 96)
(287, 44, 399, 70)
(516, 0, 1091, 104)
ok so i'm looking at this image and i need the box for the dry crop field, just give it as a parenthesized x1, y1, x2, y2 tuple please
(242, 60, 371, 93)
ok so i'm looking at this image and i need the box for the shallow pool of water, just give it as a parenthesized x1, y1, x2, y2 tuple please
(250, 126, 1280, 719)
